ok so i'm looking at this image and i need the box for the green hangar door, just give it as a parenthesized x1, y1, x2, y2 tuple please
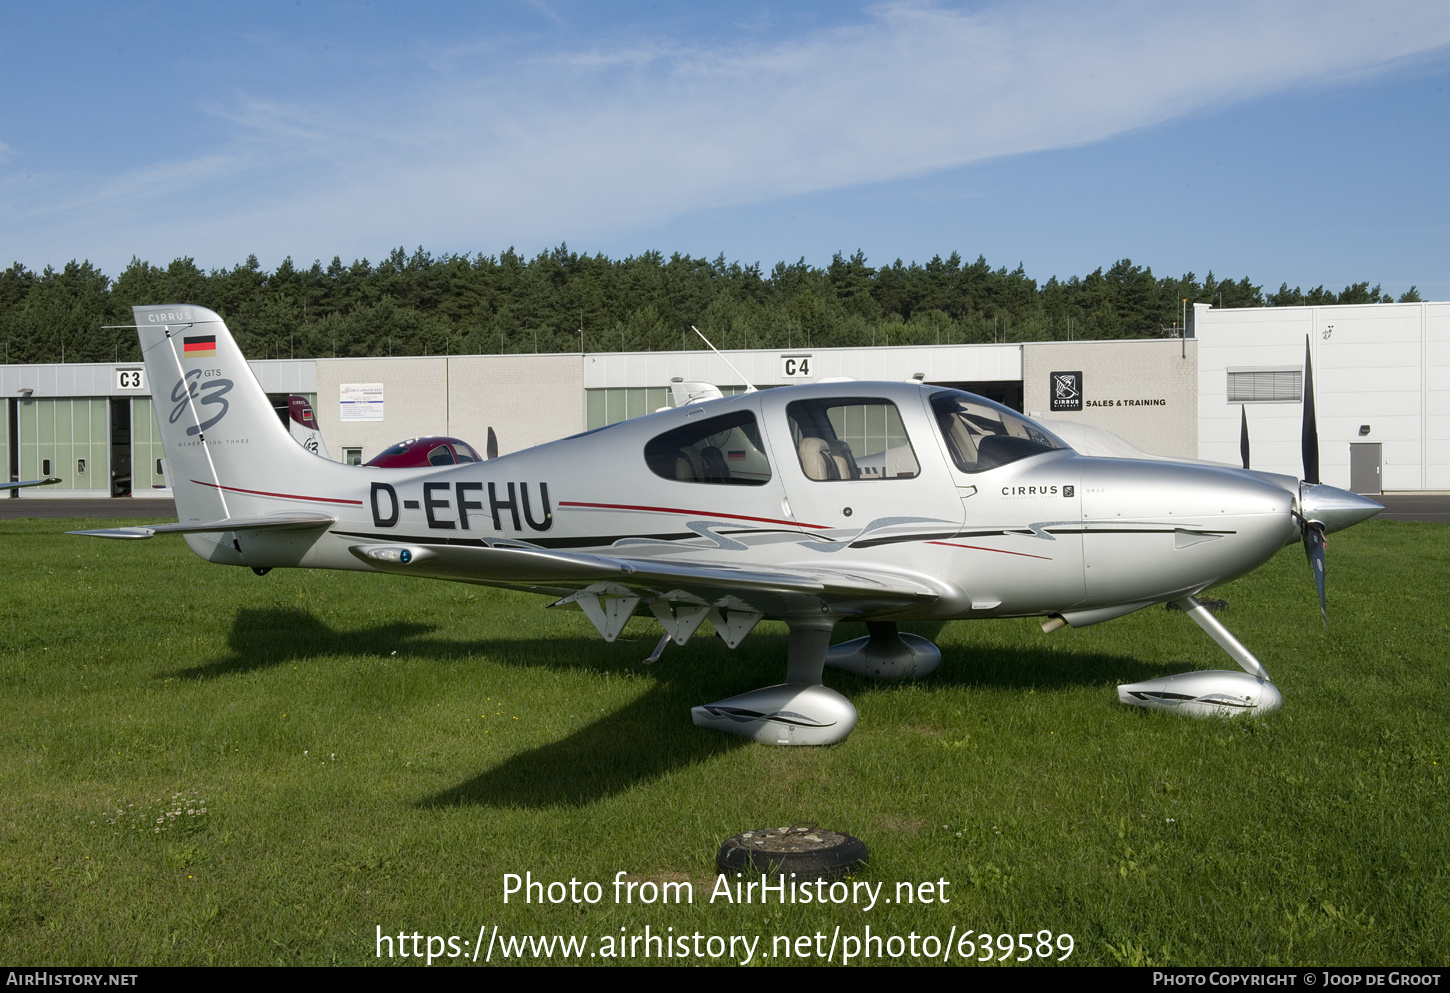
(15, 398, 110, 493)
(11, 396, 167, 497)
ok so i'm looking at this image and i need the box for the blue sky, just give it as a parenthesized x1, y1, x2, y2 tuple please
(3, 1, 1448, 297)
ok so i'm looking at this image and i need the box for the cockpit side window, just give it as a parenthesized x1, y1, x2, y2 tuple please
(786, 398, 920, 481)
(930, 390, 1067, 472)
(644, 410, 771, 485)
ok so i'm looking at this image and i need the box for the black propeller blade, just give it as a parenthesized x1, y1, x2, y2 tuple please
(1240, 404, 1250, 470)
(486, 426, 499, 460)
(1301, 335, 1319, 485)
(1305, 521, 1327, 622)
(1300, 333, 1327, 622)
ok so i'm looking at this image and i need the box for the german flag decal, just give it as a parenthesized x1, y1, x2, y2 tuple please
(183, 335, 217, 357)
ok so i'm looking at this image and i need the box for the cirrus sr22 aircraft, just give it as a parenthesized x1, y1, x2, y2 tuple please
(75, 304, 1383, 744)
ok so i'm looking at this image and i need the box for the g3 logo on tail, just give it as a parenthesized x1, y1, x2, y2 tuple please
(170, 370, 234, 435)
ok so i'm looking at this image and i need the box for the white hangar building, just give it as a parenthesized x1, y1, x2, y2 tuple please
(3, 299, 1445, 499)
(1193, 300, 1449, 494)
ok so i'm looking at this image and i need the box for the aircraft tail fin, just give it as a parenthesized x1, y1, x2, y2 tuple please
(286, 395, 332, 460)
(132, 305, 350, 529)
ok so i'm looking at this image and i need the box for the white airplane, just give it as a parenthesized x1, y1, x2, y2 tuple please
(74, 305, 1383, 744)
(282, 395, 331, 460)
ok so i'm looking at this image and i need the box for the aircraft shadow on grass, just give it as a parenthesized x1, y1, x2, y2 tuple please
(170, 608, 1181, 807)
(162, 607, 437, 679)
(416, 621, 1174, 810)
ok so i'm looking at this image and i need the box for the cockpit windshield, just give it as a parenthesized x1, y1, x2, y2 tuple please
(930, 390, 1070, 473)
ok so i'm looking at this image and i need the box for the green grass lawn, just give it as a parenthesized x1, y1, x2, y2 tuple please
(0, 516, 1445, 966)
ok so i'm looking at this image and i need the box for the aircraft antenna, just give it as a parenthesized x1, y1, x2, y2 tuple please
(690, 326, 757, 393)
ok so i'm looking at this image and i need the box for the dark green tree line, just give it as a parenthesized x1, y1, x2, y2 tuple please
(0, 246, 1422, 364)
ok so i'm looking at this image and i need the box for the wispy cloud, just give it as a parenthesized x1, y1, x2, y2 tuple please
(523, 0, 566, 29)
(292, 1, 1450, 236)
(9, 0, 1450, 268)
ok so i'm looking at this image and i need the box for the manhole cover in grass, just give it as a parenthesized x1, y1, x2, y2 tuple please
(716, 823, 868, 879)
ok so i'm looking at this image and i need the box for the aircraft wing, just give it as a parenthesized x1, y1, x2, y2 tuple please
(347, 540, 940, 617)
(69, 512, 337, 540)
(8, 477, 62, 489)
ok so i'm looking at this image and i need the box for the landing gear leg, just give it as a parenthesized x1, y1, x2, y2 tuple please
(1175, 597, 1269, 680)
(1117, 596, 1283, 716)
(691, 618, 859, 745)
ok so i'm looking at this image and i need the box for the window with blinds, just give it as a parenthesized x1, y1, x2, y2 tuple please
(1227, 368, 1302, 403)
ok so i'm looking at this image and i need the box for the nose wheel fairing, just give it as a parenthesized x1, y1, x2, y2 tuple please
(1118, 670, 1282, 717)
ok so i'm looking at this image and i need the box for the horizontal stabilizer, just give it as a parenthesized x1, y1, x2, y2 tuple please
(70, 512, 336, 540)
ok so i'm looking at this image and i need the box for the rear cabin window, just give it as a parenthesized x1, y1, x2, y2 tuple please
(644, 410, 771, 485)
(786, 398, 920, 481)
